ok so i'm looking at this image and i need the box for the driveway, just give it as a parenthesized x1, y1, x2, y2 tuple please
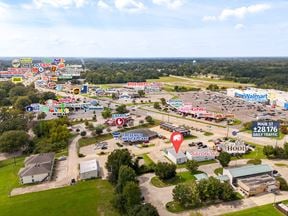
(10, 135, 80, 196)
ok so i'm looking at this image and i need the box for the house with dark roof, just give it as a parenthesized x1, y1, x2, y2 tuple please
(19, 153, 55, 184)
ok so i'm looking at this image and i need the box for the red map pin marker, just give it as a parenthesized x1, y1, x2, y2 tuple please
(115, 118, 124, 126)
(170, 132, 183, 153)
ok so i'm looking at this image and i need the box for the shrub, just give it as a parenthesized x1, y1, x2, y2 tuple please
(276, 177, 288, 191)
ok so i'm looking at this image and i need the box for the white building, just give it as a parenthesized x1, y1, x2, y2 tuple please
(80, 159, 99, 180)
(19, 153, 55, 184)
(186, 148, 216, 162)
(164, 148, 187, 164)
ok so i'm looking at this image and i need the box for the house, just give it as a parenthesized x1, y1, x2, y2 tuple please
(164, 147, 187, 164)
(19, 153, 55, 184)
(186, 148, 216, 162)
(79, 159, 99, 180)
(223, 164, 274, 186)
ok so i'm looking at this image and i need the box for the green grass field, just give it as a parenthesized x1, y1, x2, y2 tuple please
(150, 171, 198, 188)
(142, 153, 155, 166)
(222, 203, 283, 216)
(0, 157, 118, 216)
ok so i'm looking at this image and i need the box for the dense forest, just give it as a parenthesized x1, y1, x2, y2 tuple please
(1, 57, 288, 90)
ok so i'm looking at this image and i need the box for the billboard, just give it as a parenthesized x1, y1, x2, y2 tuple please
(252, 121, 279, 137)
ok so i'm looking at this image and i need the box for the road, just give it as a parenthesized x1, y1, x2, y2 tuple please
(135, 106, 286, 147)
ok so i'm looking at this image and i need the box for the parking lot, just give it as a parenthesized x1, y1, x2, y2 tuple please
(178, 91, 288, 123)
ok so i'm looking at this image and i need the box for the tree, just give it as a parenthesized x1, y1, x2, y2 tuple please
(0, 130, 29, 153)
(80, 131, 87, 136)
(155, 162, 176, 180)
(116, 165, 137, 193)
(116, 104, 129, 114)
(263, 145, 275, 158)
(14, 96, 32, 110)
(153, 102, 161, 109)
(145, 116, 154, 124)
(129, 204, 159, 216)
(112, 194, 126, 214)
(105, 149, 133, 184)
(160, 98, 166, 106)
(218, 152, 231, 167)
(284, 143, 288, 157)
(219, 182, 236, 201)
(138, 90, 145, 97)
(122, 182, 142, 209)
(112, 93, 118, 100)
(173, 182, 200, 208)
(186, 160, 199, 174)
(41, 91, 56, 101)
(101, 107, 112, 119)
(95, 125, 104, 135)
(37, 112, 47, 120)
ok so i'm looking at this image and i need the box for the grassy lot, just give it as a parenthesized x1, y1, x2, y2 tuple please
(0, 157, 118, 216)
(79, 121, 161, 147)
(147, 76, 187, 83)
(0, 180, 118, 216)
(184, 134, 198, 140)
(150, 171, 198, 188)
(203, 132, 214, 136)
(275, 163, 288, 168)
(231, 142, 267, 160)
(214, 167, 223, 175)
(222, 203, 283, 216)
(142, 153, 155, 166)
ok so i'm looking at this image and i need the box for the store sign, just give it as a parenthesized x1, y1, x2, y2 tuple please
(122, 133, 148, 142)
(112, 114, 127, 119)
(11, 77, 23, 84)
(20, 58, 33, 64)
(252, 121, 279, 137)
(168, 99, 184, 108)
(235, 92, 268, 102)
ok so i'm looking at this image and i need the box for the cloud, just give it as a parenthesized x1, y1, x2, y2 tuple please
(234, 23, 245, 30)
(152, 0, 184, 9)
(97, 0, 111, 10)
(203, 4, 271, 21)
(114, 0, 145, 12)
(0, 2, 10, 21)
(31, 0, 89, 9)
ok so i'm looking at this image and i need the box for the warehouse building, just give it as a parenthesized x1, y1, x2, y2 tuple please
(238, 174, 280, 196)
(79, 160, 100, 180)
(223, 164, 274, 186)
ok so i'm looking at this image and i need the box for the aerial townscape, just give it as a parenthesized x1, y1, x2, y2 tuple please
(1, 1, 288, 216)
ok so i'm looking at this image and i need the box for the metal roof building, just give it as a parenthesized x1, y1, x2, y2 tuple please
(223, 164, 273, 185)
(80, 159, 99, 180)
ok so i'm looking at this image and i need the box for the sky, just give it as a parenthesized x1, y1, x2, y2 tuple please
(0, 0, 288, 57)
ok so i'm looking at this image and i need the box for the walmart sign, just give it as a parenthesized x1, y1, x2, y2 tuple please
(235, 92, 268, 102)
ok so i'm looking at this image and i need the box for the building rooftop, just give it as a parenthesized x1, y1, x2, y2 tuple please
(123, 128, 158, 138)
(25, 153, 55, 166)
(225, 164, 273, 178)
(216, 175, 230, 182)
(194, 173, 208, 181)
(80, 160, 99, 174)
(166, 147, 186, 159)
